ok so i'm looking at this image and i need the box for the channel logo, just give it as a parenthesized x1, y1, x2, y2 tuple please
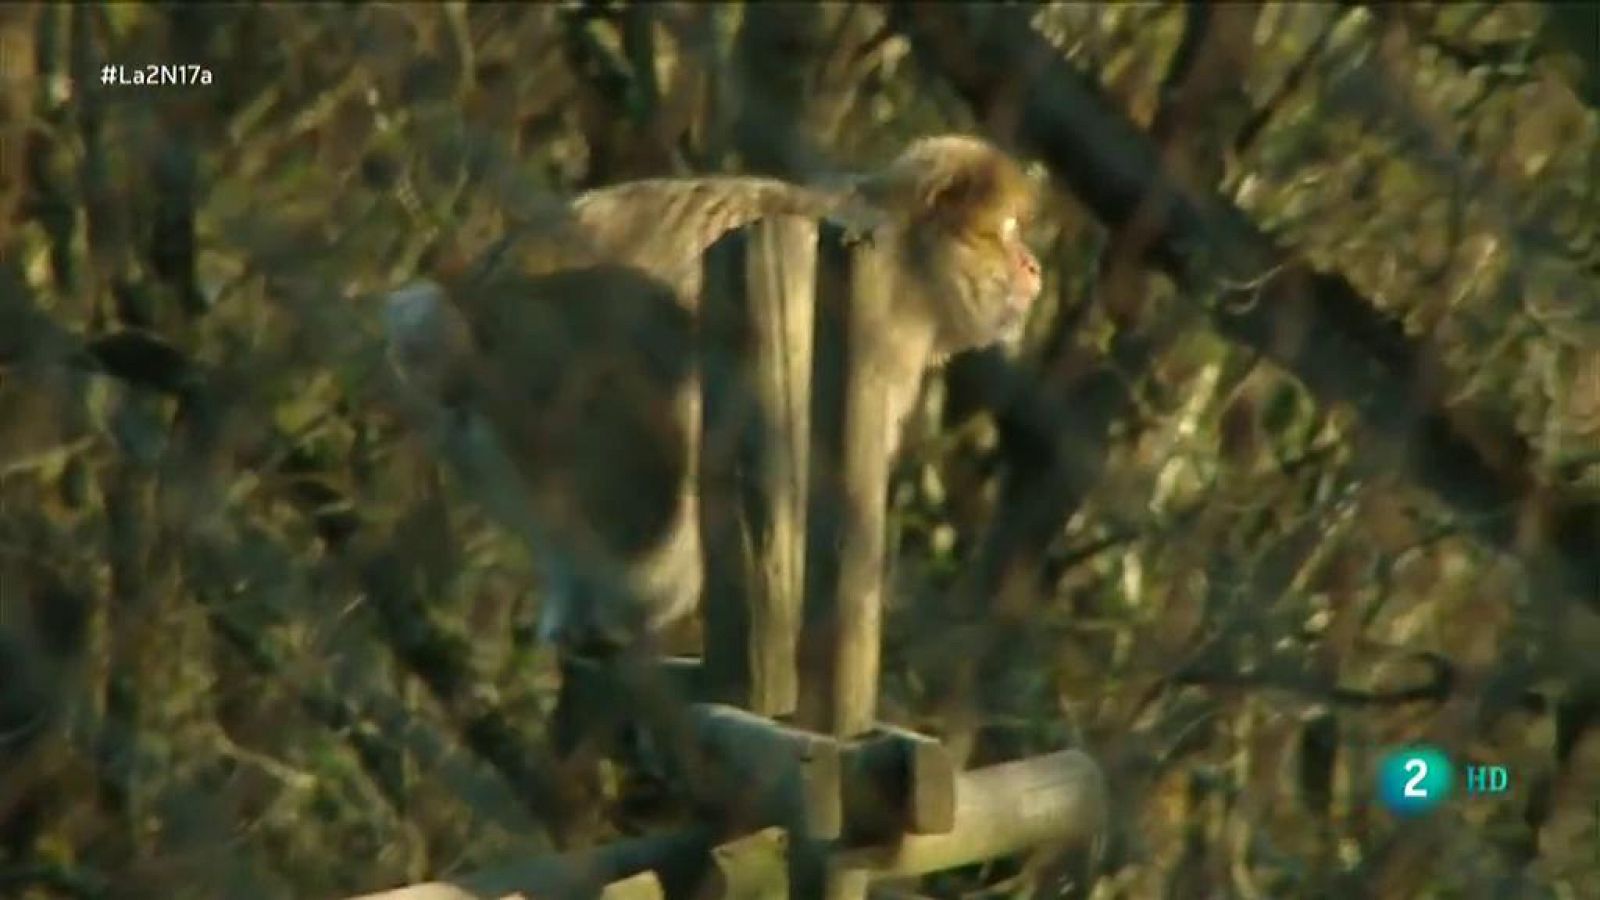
(1377, 745, 1454, 815)
(1377, 745, 1510, 816)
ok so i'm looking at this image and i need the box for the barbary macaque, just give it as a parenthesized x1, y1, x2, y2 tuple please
(384, 135, 1042, 651)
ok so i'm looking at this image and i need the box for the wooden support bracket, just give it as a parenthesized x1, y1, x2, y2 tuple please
(841, 726, 957, 840)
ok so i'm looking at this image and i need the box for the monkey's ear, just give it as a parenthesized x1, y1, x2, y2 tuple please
(920, 162, 1015, 231)
(383, 280, 476, 399)
(917, 143, 1036, 231)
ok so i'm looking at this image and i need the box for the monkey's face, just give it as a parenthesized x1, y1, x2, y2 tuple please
(911, 212, 1043, 356)
(858, 134, 1044, 356)
(991, 215, 1044, 338)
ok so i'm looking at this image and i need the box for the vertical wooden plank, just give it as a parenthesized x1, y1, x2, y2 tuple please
(699, 218, 816, 715)
(796, 226, 847, 733)
(829, 234, 893, 739)
(799, 223, 892, 740)
(795, 224, 895, 900)
(700, 228, 756, 706)
(744, 218, 815, 716)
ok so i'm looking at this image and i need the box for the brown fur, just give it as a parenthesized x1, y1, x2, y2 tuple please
(386, 135, 1042, 649)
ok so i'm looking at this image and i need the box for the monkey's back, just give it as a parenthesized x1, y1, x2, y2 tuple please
(393, 136, 1040, 648)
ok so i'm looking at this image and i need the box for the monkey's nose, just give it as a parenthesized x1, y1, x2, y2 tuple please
(1017, 255, 1042, 301)
(1020, 252, 1041, 279)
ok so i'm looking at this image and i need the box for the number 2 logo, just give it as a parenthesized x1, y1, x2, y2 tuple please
(1378, 745, 1449, 815)
(1403, 758, 1429, 798)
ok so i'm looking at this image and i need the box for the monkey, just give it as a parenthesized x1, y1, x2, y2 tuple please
(383, 134, 1043, 652)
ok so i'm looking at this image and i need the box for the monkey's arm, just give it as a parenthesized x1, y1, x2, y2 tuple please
(572, 178, 833, 252)
(556, 177, 881, 291)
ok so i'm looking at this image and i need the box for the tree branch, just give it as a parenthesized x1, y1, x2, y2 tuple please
(889, 3, 1599, 613)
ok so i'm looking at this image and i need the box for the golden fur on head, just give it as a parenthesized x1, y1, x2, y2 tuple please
(860, 134, 1035, 233)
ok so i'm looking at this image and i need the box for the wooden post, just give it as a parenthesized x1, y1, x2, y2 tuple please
(797, 225, 897, 899)
(827, 231, 893, 740)
(700, 219, 817, 715)
(799, 224, 893, 740)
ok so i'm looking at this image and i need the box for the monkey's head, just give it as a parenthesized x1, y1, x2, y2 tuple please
(856, 135, 1044, 357)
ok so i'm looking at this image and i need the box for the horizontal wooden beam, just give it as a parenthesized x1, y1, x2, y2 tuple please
(343, 745, 1107, 899)
(557, 656, 966, 843)
(691, 703, 843, 839)
(553, 654, 845, 839)
(834, 749, 1107, 879)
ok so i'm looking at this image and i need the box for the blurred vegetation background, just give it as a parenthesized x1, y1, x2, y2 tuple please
(0, 3, 1597, 898)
